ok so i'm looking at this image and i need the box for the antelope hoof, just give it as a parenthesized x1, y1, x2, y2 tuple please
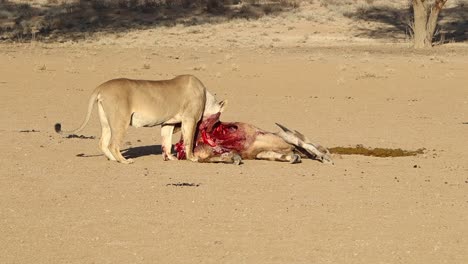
(188, 156, 199, 162)
(290, 154, 301, 164)
(233, 154, 242, 165)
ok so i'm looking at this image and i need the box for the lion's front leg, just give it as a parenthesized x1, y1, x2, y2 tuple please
(161, 124, 178, 161)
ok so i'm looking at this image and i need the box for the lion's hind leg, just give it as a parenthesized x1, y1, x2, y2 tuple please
(100, 101, 133, 164)
(98, 103, 116, 161)
(108, 121, 133, 164)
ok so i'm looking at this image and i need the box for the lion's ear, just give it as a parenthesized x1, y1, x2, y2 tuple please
(219, 100, 228, 112)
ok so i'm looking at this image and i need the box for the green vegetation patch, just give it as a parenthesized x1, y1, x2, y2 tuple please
(329, 145, 425, 157)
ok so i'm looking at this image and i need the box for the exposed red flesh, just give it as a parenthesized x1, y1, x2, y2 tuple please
(176, 113, 247, 159)
(174, 140, 186, 160)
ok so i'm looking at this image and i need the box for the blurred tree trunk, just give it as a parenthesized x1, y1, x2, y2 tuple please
(412, 0, 448, 48)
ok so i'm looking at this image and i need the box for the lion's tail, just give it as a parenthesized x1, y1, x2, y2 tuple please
(55, 89, 99, 135)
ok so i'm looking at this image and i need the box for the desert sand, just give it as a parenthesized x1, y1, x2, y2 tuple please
(1, 1, 468, 263)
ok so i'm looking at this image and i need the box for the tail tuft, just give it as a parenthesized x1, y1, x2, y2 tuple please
(54, 123, 62, 133)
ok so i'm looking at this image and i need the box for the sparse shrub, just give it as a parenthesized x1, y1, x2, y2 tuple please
(279, 0, 300, 9)
(142, 0, 161, 9)
(262, 4, 272, 14)
(78, 0, 110, 10)
(118, 0, 129, 8)
(127, 0, 140, 10)
(17, 3, 34, 18)
(93, 1, 111, 10)
(320, 0, 354, 7)
(0, 9, 13, 19)
(181, 0, 196, 8)
(236, 4, 264, 19)
(115, 0, 139, 9)
(0, 0, 297, 42)
(207, 0, 226, 14)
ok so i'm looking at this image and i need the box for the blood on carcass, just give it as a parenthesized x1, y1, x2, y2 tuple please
(176, 113, 247, 159)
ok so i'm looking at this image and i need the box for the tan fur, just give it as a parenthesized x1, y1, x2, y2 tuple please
(190, 121, 331, 165)
(55, 75, 226, 164)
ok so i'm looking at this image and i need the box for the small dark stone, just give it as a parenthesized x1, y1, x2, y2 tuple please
(19, 129, 40, 133)
(166, 182, 200, 187)
(66, 134, 95, 139)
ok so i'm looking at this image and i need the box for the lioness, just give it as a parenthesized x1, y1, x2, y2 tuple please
(55, 75, 226, 164)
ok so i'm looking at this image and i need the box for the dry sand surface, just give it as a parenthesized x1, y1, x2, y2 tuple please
(1, 5, 468, 263)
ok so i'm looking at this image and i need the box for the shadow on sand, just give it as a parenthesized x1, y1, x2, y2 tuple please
(122, 144, 163, 159)
(344, 5, 468, 43)
(75, 145, 163, 159)
(0, 0, 296, 41)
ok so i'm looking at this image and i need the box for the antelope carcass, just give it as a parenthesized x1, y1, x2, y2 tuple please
(175, 113, 333, 165)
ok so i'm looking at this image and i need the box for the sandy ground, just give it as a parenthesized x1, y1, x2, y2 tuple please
(1, 10, 468, 263)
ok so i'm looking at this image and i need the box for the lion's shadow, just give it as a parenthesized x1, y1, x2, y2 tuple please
(122, 145, 163, 159)
(75, 145, 164, 159)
